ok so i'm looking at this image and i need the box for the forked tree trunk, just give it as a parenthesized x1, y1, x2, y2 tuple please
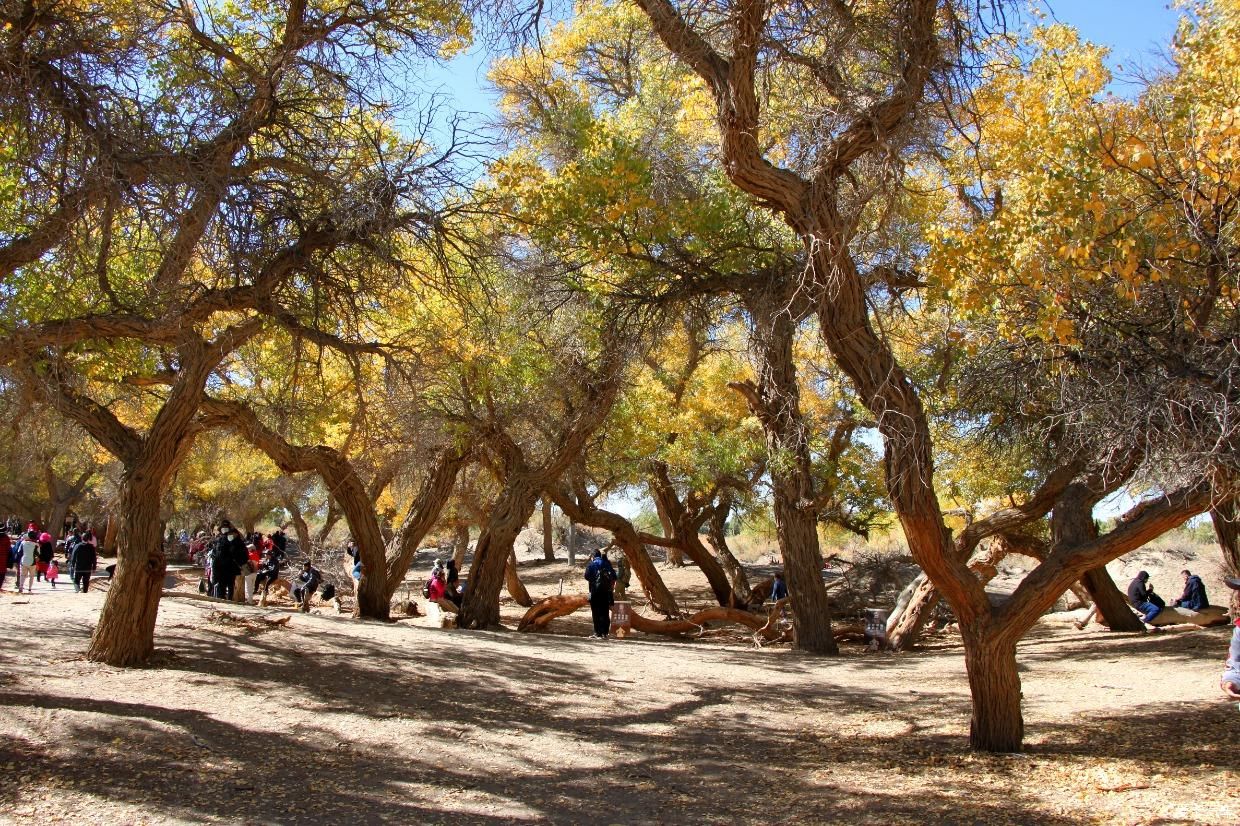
(735, 291, 837, 653)
(961, 623, 1024, 752)
(1080, 566, 1144, 631)
(542, 495, 555, 561)
(676, 522, 744, 607)
(706, 501, 752, 605)
(87, 474, 168, 665)
(505, 549, 533, 606)
(458, 481, 539, 629)
(1212, 501, 1240, 616)
(453, 523, 470, 568)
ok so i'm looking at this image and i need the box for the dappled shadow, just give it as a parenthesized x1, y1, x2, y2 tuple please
(1, 593, 1233, 825)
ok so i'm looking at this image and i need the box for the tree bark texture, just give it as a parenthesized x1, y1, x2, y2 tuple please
(1079, 566, 1144, 631)
(1212, 501, 1240, 616)
(735, 291, 837, 653)
(961, 623, 1024, 752)
(542, 495, 555, 561)
(505, 549, 533, 606)
(1053, 484, 1145, 632)
(458, 480, 539, 629)
(705, 500, 752, 606)
(87, 472, 168, 665)
(453, 523, 470, 568)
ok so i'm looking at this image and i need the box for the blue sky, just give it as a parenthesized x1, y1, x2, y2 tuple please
(422, 1, 1187, 135)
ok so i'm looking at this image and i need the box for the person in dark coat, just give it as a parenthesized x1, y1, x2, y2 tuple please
(292, 561, 323, 612)
(1171, 569, 1209, 611)
(1127, 571, 1165, 625)
(584, 549, 616, 639)
(70, 536, 97, 593)
(210, 525, 246, 600)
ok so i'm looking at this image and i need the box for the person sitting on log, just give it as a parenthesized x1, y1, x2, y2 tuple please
(292, 561, 323, 612)
(1171, 569, 1209, 612)
(1126, 571, 1165, 626)
(425, 568, 457, 614)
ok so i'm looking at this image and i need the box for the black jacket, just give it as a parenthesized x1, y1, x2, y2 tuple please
(1127, 576, 1152, 607)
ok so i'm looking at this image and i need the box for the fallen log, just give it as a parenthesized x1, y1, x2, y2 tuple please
(517, 595, 859, 644)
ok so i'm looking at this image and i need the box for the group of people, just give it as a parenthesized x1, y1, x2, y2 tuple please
(0, 521, 98, 594)
(1126, 568, 1211, 625)
(196, 521, 289, 604)
(423, 557, 463, 612)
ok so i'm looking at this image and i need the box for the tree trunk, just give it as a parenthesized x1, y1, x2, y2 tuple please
(654, 494, 683, 566)
(542, 495, 555, 561)
(453, 523, 470, 568)
(505, 549, 533, 606)
(961, 623, 1024, 752)
(102, 515, 119, 555)
(676, 522, 744, 607)
(1212, 501, 1240, 616)
(458, 481, 539, 629)
(87, 475, 167, 665)
(705, 500, 752, 605)
(1054, 483, 1144, 632)
(283, 497, 312, 555)
(887, 573, 939, 648)
(48, 496, 74, 540)
(1080, 566, 1144, 631)
(733, 292, 837, 653)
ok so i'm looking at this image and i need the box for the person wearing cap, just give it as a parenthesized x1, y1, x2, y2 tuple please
(1126, 571, 1165, 626)
(584, 548, 617, 639)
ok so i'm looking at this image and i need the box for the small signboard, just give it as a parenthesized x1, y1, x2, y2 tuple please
(864, 608, 889, 646)
(611, 600, 632, 630)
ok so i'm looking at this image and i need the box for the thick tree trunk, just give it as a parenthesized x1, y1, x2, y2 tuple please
(88, 474, 167, 666)
(453, 523, 470, 568)
(48, 497, 74, 540)
(458, 481, 539, 629)
(1080, 566, 1144, 631)
(1212, 501, 1240, 616)
(961, 623, 1024, 752)
(505, 549, 533, 606)
(676, 523, 744, 607)
(542, 495, 555, 561)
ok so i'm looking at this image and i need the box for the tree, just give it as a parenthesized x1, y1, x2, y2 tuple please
(623, 0, 1221, 750)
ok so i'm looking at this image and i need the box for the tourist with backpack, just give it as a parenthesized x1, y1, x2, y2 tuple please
(584, 549, 616, 639)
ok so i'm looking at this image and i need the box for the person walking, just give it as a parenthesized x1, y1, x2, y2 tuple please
(18, 530, 39, 593)
(36, 532, 54, 582)
(71, 534, 97, 593)
(584, 549, 617, 639)
(46, 558, 59, 589)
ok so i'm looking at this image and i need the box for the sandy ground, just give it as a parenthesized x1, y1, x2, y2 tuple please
(0, 554, 1237, 826)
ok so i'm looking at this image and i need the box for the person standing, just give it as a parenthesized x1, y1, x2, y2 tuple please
(0, 530, 11, 592)
(71, 534, 97, 593)
(1171, 569, 1209, 611)
(584, 549, 616, 639)
(1127, 571, 1165, 626)
(18, 530, 39, 593)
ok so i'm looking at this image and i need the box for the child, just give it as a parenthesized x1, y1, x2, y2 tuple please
(46, 558, 60, 588)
